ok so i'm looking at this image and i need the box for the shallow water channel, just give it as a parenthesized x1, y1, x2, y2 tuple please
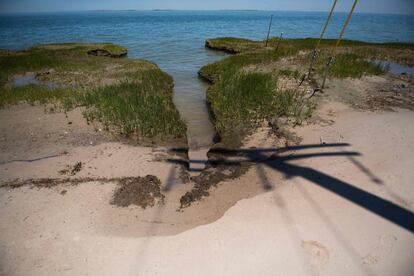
(373, 60, 414, 77)
(134, 44, 227, 150)
(172, 70, 215, 149)
(13, 74, 39, 86)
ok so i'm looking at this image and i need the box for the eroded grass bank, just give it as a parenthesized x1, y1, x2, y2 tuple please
(199, 37, 414, 145)
(0, 43, 186, 143)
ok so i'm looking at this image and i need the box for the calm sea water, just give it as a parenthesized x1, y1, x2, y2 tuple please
(1, 11, 413, 148)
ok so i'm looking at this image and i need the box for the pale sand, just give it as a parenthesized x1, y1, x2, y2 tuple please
(1, 99, 414, 275)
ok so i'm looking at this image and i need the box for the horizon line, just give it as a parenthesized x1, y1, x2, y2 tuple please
(0, 9, 412, 16)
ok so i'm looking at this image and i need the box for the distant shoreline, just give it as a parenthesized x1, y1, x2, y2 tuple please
(0, 10, 412, 16)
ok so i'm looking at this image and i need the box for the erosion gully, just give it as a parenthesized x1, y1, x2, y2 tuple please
(170, 52, 225, 173)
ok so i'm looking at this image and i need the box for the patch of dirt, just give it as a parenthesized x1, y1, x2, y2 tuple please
(321, 75, 414, 111)
(0, 105, 115, 164)
(241, 54, 308, 76)
(111, 175, 164, 209)
(356, 46, 414, 67)
(268, 118, 302, 146)
(364, 93, 414, 111)
(59, 161, 83, 176)
(1, 175, 165, 210)
(71, 162, 83, 175)
(87, 48, 127, 58)
(180, 161, 250, 208)
(363, 76, 414, 111)
(178, 115, 305, 209)
(0, 177, 110, 189)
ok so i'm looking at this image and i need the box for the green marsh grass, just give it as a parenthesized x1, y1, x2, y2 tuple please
(199, 37, 411, 141)
(207, 72, 312, 137)
(0, 85, 74, 107)
(0, 43, 187, 141)
(317, 53, 384, 78)
(74, 70, 186, 138)
(201, 38, 393, 82)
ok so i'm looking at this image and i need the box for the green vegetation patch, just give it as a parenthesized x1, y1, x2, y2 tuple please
(200, 37, 406, 83)
(208, 72, 311, 138)
(35, 43, 128, 57)
(206, 37, 260, 53)
(0, 43, 186, 142)
(72, 70, 186, 138)
(318, 53, 384, 78)
(199, 47, 296, 83)
(200, 37, 414, 143)
(1, 84, 73, 106)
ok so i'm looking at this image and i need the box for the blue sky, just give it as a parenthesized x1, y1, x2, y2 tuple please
(1, 0, 413, 14)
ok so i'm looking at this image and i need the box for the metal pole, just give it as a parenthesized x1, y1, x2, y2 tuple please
(265, 15, 273, 47)
(321, 56, 334, 90)
(307, 49, 318, 80)
(307, 0, 338, 80)
(332, 0, 359, 57)
(275, 32, 283, 53)
(321, 0, 358, 90)
(316, 0, 338, 50)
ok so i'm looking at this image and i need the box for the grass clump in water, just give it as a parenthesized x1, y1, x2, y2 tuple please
(206, 37, 259, 53)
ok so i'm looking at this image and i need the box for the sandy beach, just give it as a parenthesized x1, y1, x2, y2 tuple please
(1, 7, 414, 274)
(1, 73, 413, 275)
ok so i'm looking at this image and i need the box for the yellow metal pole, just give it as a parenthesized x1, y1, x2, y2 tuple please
(321, 0, 359, 90)
(307, 0, 338, 80)
(332, 0, 359, 57)
(316, 0, 338, 50)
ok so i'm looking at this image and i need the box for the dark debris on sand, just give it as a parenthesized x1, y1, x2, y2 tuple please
(1, 175, 165, 209)
(111, 175, 165, 209)
(180, 163, 250, 209)
(58, 162, 83, 176)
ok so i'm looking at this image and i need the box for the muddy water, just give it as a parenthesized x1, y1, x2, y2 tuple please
(13, 74, 39, 86)
(139, 44, 227, 150)
(172, 72, 215, 149)
(165, 49, 226, 171)
(373, 60, 414, 77)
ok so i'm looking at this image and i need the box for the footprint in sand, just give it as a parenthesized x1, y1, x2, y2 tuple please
(362, 234, 397, 265)
(302, 240, 330, 276)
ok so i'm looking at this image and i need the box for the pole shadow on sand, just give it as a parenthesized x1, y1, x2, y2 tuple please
(167, 143, 414, 233)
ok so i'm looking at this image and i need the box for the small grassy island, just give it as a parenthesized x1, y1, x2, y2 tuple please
(0, 43, 186, 144)
(200, 37, 414, 146)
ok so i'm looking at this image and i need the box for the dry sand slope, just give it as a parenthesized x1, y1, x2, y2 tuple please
(1, 100, 414, 274)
